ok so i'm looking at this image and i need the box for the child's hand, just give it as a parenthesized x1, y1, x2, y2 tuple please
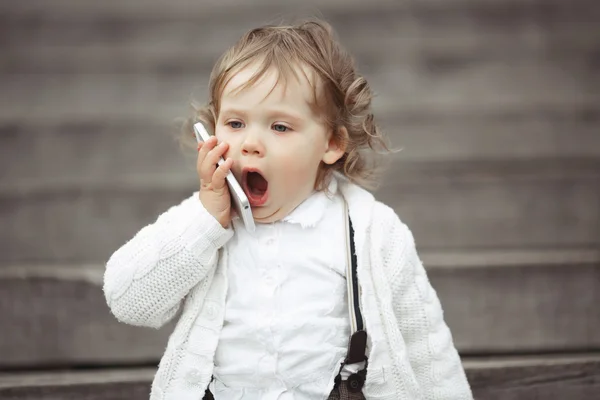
(197, 136, 234, 228)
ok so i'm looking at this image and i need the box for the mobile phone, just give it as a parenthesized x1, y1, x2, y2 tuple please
(193, 122, 255, 232)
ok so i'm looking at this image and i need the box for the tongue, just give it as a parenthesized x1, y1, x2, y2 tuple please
(247, 172, 268, 194)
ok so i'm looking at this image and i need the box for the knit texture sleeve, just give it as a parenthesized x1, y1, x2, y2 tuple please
(103, 193, 234, 329)
(378, 205, 473, 399)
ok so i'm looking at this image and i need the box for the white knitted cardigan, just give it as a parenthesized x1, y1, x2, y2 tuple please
(103, 179, 473, 400)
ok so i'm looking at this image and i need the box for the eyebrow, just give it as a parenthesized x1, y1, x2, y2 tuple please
(266, 109, 304, 123)
(220, 107, 304, 123)
(219, 108, 249, 119)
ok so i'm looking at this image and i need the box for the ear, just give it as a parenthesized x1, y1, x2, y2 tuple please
(322, 126, 348, 165)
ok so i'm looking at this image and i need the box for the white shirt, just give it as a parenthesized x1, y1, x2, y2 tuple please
(211, 178, 350, 399)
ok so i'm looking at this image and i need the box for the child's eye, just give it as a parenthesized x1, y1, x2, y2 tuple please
(272, 124, 290, 133)
(227, 121, 244, 129)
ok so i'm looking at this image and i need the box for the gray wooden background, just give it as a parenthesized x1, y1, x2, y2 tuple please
(1, 0, 599, 396)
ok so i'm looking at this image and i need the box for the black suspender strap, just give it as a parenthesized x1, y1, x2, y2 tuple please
(348, 217, 363, 332)
(343, 201, 368, 365)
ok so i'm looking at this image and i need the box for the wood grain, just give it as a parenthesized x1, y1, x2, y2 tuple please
(2, 0, 598, 75)
(2, 62, 598, 123)
(0, 251, 598, 367)
(1, 159, 598, 263)
(2, 114, 600, 194)
(1, 0, 595, 19)
(0, 266, 173, 368)
(467, 354, 600, 400)
(429, 256, 600, 353)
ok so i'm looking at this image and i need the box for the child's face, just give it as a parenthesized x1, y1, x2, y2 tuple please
(215, 63, 343, 224)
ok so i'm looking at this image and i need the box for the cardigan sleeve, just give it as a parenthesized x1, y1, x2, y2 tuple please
(381, 208, 473, 399)
(103, 192, 234, 329)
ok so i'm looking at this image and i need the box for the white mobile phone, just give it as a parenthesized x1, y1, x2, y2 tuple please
(193, 123, 255, 233)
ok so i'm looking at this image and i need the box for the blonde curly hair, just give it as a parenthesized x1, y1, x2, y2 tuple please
(182, 19, 390, 190)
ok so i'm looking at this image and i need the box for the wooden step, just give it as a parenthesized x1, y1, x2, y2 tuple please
(0, 249, 598, 367)
(466, 353, 600, 400)
(4, 26, 597, 76)
(2, 4, 598, 121)
(0, 265, 174, 368)
(378, 158, 600, 250)
(2, 2, 598, 74)
(2, 61, 599, 124)
(424, 248, 600, 353)
(1, 158, 598, 264)
(2, 113, 599, 194)
(1, 0, 595, 20)
(0, 368, 154, 400)
(1, 353, 599, 399)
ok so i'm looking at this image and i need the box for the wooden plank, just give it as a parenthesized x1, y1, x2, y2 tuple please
(0, 266, 174, 368)
(2, 6, 599, 74)
(466, 353, 600, 400)
(377, 160, 600, 250)
(4, 36, 599, 75)
(0, 367, 155, 389)
(0, 367, 154, 400)
(0, 251, 598, 367)
(428, 250, 600, 353)
(0, 0, 595, 19)
(0, 188, 192, 265)
(1, 159, 598, 263)
(1, 63, 598, 124)
(3, 26, 598, 76)
(2, 112, 600, 193)
(0, 121, 193, 195)
(3, 5, 597, 51)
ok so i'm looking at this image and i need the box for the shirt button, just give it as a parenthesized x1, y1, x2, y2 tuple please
(265, 237, 275, 246)
(205, 304, 218, 320)
(186, 368, 204, 384)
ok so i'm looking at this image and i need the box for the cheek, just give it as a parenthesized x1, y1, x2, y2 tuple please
(274, 149, 321, 184)
(215, 130, 241, 158)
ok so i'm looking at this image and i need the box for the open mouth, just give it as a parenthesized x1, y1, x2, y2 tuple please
(242, 169, 269, 207)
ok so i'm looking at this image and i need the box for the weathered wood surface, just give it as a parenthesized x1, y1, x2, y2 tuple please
(2, 112, 600, 194)
(1, 353, 599, 399)
(2, 0, 593, 14)
(466, 353, 600, 400)
(1, 249, 598, 367)
(0, 367, 154, 400)
(1, 159, 598, 264)
(1, 1, 598, 119)
(2, 65, 598, 123)
(3, 16, 599, 75)
(427, 249, 600, 353)
(1, 0, 597, 263)
(0, 266, 174, 368)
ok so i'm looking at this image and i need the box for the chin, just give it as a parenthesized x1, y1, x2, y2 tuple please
(251, 206, 284, 224)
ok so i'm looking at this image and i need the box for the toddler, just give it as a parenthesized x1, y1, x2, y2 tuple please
(104, 19, 472, 400)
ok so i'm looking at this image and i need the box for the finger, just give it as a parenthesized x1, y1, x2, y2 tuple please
(198, 138, 219, 183)
(197, 136, 217, 168)
(211, 158, 234, 191)
(206, 141, 229, 166)
(201, 142, 229, 182)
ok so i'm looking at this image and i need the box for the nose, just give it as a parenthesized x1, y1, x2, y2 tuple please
(241, 130, 265, 157)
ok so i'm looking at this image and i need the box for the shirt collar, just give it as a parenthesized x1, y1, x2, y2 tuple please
(281, 177, 338, 229)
